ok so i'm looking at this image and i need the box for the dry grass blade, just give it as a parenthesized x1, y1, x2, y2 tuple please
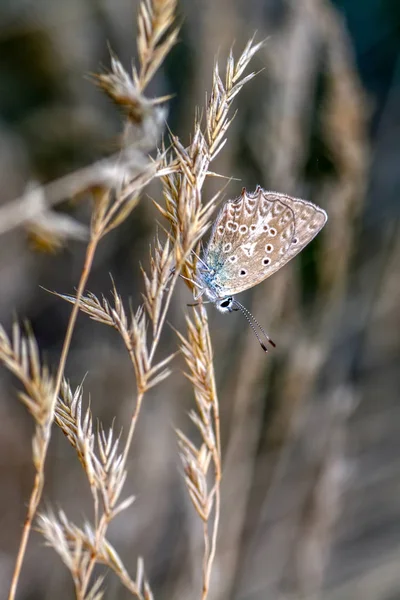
(56, 380, 98, 488)
(135, 557, 155, 600)
(56, 284, 175, 394)
(0, 323, 55, 427)
(94, 52, 168, 158)
(96, 53, 155, 116)
(46, 249, 179, 594)
(136, 0, 179, 90)
(158, 138, 218, 287)
(49, 382, 141, 597)
(36, 513, 104, 598)
(207, 37, 265, 158)
(58, 379, 134, 517)
(37, 511, 81, 574)
(176, 306, 221, 599)
(24, 182, 89, 254)
(95, 423, 133, 517)
(178, 309, 218, 413)
(0, 142, 163, 240)
(90, 160, 161, 239)
(94, 543, 155, 600)
(141, 235, 175, 331)
(84, 576, 105, 600)
(55, 291, 127, 330)
(38, 510, 152, 600)
(176, 431, 210, 521)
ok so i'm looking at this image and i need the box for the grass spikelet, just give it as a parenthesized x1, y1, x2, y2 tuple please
(176, 306, 221, 599)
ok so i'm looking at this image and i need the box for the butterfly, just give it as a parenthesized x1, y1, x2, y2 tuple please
(195, 186, 327, 351)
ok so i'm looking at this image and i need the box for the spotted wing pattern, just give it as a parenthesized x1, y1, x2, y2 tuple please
(203, 187, 327, 298)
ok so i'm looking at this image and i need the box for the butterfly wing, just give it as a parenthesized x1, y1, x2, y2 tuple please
(203, 187, 327, 297)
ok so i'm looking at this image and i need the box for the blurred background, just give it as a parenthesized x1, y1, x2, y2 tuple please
(0, 0, 399, 598)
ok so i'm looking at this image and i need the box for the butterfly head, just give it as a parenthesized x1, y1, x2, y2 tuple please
(194, 263, 275, 352)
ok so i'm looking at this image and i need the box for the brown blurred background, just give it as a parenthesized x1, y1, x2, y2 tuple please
(0, 0, 399, 598)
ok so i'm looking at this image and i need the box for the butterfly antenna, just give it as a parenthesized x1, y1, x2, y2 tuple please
(232, 303, 269, 353)
(233, 300, 276, 349)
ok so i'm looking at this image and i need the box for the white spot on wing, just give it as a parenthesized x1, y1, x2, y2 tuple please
(241, 242, 257, 257)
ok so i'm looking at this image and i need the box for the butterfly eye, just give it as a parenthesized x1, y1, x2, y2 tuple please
(292, 237, 298, 244)
(239, 225, 248, 234)
(223, 243, 232, 253)
(220, 298, 232, 308)
(269, 228, 277, 236)
(263, 258, 271, 266)
(265, 244, 273, 253)
(250, 224, 257, 232)
(239, 269, 247, 277)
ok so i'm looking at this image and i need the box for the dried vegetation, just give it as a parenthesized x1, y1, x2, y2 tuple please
(0, 1, 264, 598)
